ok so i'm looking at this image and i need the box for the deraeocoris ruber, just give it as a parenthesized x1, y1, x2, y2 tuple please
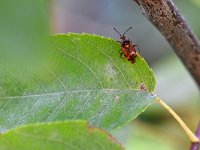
(113, 27, 139, 64)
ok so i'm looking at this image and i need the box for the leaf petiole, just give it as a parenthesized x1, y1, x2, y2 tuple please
(156, 97, 199, 143)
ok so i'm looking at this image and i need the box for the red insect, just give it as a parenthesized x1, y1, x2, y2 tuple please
(113, 27, 139, 64)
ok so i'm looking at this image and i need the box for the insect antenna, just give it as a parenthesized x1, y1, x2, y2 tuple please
(113, 27, 122, 37)
(122, 27, 133, 36)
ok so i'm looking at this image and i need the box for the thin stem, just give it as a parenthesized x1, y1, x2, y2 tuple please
(156, 97, 199, 143)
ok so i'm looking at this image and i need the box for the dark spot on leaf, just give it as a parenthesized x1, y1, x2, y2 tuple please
(139, 83, 147, 92)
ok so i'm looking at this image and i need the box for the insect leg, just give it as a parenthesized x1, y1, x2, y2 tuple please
(120, 51, 123, 58)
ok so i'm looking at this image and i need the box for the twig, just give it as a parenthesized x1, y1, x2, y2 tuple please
(156, 97, 199, 143)
(133, 0, 200, 88)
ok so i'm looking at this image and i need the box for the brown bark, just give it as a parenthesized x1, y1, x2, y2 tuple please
(134, 0, 200, 88)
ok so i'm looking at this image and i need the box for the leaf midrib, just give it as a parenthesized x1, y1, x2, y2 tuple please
(0, 88, 142, 100)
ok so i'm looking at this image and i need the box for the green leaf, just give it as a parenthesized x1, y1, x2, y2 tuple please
(0, 33, 156, 131)
(0, 121, 123, 150)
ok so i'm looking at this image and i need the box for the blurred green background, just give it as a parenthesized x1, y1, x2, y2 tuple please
(0, 0, 199, 149)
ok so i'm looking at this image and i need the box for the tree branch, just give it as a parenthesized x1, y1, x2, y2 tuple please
(133, 0, 200, 88)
